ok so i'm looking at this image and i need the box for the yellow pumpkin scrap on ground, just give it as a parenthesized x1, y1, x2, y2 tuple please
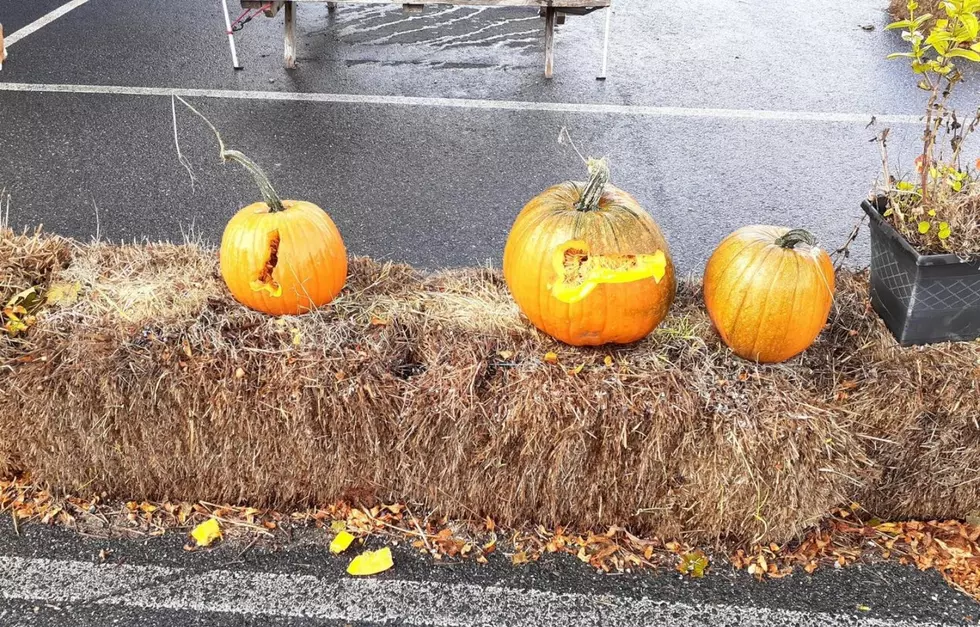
(190, 518, 222, 547)
(703, 226, 835, 363)
(347, 547, 394, 576)
(330, 531, 356, 554)
(503, 158, 675, 346)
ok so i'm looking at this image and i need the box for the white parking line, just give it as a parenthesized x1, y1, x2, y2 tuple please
(0, 555, 951, 626)
(0, 81, 923, 125)
(4, 0, 94, 47)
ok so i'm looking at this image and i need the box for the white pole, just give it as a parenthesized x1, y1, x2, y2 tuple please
(221, 0, 242, 70)
(598, 4, 612, 80)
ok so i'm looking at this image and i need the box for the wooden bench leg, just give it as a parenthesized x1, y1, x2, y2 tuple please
(544, 6, 555, 78)
(284, 0, 296, 69)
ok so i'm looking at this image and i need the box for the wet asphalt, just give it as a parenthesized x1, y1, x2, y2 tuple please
(1, 0, 974, 273)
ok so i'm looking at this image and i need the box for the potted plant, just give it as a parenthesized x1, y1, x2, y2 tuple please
(865, 0, 980, 345)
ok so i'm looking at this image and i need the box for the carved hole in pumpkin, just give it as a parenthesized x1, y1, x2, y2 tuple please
(560, 246, 649, 288)
(561, 246, 591, 287)
(552, 241, 666, 304)
(250, 230, 282, 297)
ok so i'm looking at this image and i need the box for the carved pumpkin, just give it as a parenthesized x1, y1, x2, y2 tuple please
(218, 152, 347, 316)
(703, 226, 835, 363)
(503, 159, 675, 346)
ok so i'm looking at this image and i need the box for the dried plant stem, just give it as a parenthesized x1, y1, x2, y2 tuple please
(172, 96, 286, 213)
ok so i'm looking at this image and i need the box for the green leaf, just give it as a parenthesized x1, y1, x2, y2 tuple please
(886, 19, 914, 30)
(954, 14, 980, 41)
(913, 13, 933, 26)
(938, 222, 952, 239)
(887, 52, 917, 59)
(897, 180, 916, 191)
(677, 551, 709, 578)
(927, 30, 952, 54)
(952, 179, 963, 191)
(946, 47, 980, 60)
(919, 221, 932, 234)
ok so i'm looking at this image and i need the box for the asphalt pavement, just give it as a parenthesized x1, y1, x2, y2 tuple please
(0, 0, 967, 272)
(1, 518, 978, 626)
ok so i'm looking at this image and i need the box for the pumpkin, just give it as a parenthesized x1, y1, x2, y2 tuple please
(703, 226, 835, 363)
(218, 150, 347, 315)
(503, 158, 675, 346)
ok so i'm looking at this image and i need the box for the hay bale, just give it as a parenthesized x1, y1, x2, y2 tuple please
(825, 274, 980, 520)
(0, 227, 72, 303)
(0, 227, 72, 475)
(1, 227, 979, 545)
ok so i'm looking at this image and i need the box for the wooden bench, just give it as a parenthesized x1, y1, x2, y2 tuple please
(234, 0, 612, 77)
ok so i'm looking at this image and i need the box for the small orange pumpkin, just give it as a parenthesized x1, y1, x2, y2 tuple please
(703, 226, 835, 363)
(218, 151, 347, 316)
(503, 158, 675, 346)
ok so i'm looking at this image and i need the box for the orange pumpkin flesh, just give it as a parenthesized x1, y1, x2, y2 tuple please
(220, 199, 347, 316)
(503, 159, 675, 346)
(703, 226, 835, 363)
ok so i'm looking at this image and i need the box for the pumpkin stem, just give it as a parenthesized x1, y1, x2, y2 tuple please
(775, 228, 818, 249)
(221, 149, 286, 213)
(575, 158, 611, 212)
(173, 96, 287, 213)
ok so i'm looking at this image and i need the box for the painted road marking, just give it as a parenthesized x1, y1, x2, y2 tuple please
(4, 0, 94, 47)
(0, 555, 951, 626)
(0, 81, 922, 125)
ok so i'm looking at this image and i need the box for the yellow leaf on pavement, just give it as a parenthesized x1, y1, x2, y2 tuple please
(191, 518, 222, 547)
(330, 531, 356, 554)
(347, 547, 394, 576)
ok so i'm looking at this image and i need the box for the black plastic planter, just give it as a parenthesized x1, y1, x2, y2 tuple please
(862, 199, 980, 346)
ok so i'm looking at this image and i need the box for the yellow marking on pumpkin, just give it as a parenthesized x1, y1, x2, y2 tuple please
(250, 229, 283, 298)
(549, 240, 667, 304)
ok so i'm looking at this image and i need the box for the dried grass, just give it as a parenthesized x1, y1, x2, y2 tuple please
(889, 0, 942, 20)
(1, 226, 978, 546)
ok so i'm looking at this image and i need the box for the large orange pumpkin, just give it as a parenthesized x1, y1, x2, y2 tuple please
(703, 226, 835, 363)
(218, 151, 347, 316)
(503, 158, 675, 346)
